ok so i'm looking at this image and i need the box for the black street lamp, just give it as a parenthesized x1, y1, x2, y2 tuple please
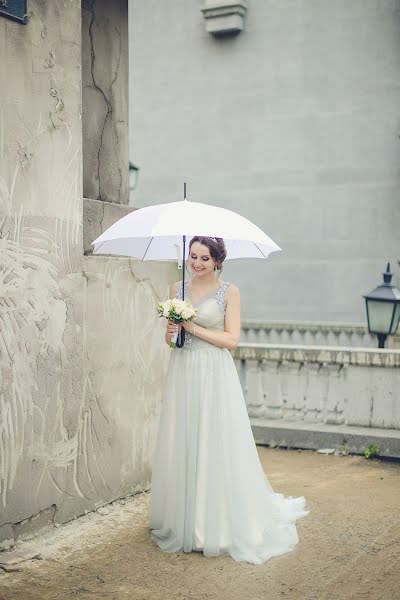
(363, 263, 400, 348)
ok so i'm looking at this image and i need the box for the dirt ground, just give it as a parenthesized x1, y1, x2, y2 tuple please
(0, 447, 399, 600)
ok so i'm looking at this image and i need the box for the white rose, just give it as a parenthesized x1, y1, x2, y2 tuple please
(162, 299, 172, 317)
(174, 302, 184, 316)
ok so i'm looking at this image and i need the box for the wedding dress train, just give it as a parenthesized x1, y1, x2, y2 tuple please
(149, 279, 310, 564)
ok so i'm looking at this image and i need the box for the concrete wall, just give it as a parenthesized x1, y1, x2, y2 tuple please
(82, 0, 129, 204)
(0, 1, 175, 549)
(129, 0, 400, 323)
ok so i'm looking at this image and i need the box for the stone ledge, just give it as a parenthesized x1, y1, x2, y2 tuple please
(233, 343, 400, 367)
(242, 318, 370, 334)
(83, 197, 136, 255)
(201, 0, 247, 36)
(251, 418, 400, 459)
(241, 318, 399, 342)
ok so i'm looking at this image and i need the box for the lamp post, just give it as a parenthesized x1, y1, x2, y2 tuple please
(363, 263, 400, 348)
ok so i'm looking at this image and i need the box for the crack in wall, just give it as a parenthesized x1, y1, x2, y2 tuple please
(110, 25, 123, 203)
(99, 202, 105, 232)
(87, 0, 111, 201)
(87, 2, 123, 203)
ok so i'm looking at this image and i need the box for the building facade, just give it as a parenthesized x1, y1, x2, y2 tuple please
(129, 0, 400, 323)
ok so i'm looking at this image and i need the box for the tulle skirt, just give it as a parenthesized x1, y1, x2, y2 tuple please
(149, 344, 310, 564)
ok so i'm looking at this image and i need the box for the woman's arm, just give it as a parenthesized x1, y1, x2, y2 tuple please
(182, 284, 241, 351)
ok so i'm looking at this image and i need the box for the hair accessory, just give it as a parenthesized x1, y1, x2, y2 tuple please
(210, 237, 218, 243)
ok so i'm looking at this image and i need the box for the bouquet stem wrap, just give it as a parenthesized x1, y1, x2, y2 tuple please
(171, 327, 180, 347)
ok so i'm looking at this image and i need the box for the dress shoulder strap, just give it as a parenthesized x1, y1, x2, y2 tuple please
(174, 280, 181, 299)
(216, 280, 230, 312)
(174, 279, 187, 299)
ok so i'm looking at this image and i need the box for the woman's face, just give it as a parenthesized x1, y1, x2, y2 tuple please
(188, 242, 217, 277)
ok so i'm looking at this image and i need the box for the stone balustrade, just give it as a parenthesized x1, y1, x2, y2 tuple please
(240, 320, 400, 350)
(232, 343, 400, 430)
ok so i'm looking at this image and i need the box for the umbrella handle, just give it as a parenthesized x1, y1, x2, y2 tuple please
(176, 327, 186, 348)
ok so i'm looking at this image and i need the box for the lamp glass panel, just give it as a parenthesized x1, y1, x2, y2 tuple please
(367, 300, 394, 334)
(129, 168, 136, 190)
(389, 302, 400, 334)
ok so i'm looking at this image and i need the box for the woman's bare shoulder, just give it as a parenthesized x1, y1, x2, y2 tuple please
(225, 281, 239, 294)
(224, 282, 240, 306)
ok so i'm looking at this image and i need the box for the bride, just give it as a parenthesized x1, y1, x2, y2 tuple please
(149, 236, 310, 564)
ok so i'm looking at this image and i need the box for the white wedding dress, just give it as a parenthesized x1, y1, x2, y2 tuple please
(149, 279, 310, 564)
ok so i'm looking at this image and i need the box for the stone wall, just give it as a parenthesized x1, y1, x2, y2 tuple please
(129, 0, 400, 323)
(0, 1, 175, 549)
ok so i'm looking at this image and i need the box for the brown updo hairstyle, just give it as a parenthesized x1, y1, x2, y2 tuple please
(188, 236, 227, 273)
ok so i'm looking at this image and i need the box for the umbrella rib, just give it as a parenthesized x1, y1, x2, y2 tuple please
(254, 242, 268, 260)
(93, 241, 105, 253)
(142, 237, 154, 260)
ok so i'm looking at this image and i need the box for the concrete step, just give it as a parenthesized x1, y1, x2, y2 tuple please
(250, 418, 400, 459)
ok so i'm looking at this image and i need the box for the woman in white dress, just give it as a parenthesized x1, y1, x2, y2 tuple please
(149, 236, 310, 564)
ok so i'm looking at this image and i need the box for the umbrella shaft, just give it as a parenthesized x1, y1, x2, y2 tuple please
(176, 234, 186, 349)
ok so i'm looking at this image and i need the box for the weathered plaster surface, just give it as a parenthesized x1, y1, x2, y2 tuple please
(82, 0, 129, 204)
(82, 197, 134, 254)
(0, 1, 175, 549)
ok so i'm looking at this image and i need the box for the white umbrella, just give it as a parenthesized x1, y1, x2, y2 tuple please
(92, 194, 281, 347)
(92, 199, 281, 260)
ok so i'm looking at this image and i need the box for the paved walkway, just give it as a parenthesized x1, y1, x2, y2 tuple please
(0, 448, 399, 600)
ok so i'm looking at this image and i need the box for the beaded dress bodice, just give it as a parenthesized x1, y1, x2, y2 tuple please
(174, 279, 230, 351)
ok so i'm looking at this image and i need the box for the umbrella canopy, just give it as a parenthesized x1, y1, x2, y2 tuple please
(91, 197, 281, 348)
(91, 199, 281, 260)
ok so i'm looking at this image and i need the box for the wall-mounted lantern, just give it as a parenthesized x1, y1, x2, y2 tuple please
(363, 262, 400, 348)
(129, 162, 139, 192)
(201, 0, 247, 37)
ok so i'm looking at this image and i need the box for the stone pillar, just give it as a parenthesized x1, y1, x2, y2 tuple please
(82, 0, 128, 204)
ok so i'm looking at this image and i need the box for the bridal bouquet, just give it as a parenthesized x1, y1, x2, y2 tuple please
(157, 297, 197, 348)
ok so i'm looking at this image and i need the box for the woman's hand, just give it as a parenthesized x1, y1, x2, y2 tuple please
(165, 320, 182, 344)
(181, 321, 195, 334)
